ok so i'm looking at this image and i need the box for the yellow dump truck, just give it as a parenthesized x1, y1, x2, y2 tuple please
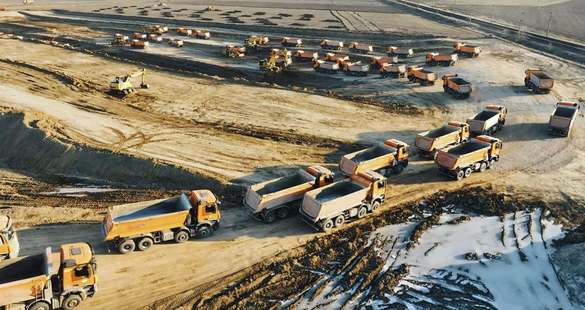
(525, 68, 554, 94)
(320, 39, 344, 51)
(467, 105, 507, 135)
(340, 139, 409, 175)
(380, 63, 406, 78)
(442, 74, 472, 99)
(435, 135, 502, 180)
(407, 66, 437, 86)
(426, 53, 458, 66)
(415, 121, 470, 157)
(0, 243, 97, 310)
(453, 42, 481, 57)
(244, 35, 269, 48)
(103, 190, 221, 254)
(244, 166, 334, 223)
(300, 171, 386, 231)
(549, 101, 581, 137)
(0, 215, 19, 261)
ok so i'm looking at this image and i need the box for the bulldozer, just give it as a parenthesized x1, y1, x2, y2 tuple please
(109, 68, 149, 97)
(259, 48, 292, 73)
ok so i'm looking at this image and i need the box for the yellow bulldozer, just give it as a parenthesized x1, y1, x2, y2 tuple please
(109, 68, 149, 97)
(259, 48, 292, 73)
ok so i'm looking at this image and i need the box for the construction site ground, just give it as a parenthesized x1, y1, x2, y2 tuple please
(0, 1, 584, 309)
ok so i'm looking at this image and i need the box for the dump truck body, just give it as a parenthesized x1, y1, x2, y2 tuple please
(467, 105, 507, 135)
(111, 33, 129, 46)
(349, 42, 373, 54)
(132, 32, 147, 40)
(244, 35, 269, 48)
(380, 63, 406, 78)
(314, 60, 340, 73)
(244, 166, 334, 223)
(193, 30, 211, 39)
(415, 121, 470, 157)
(387, 46, 414, 58)
(340, 139, 409, 175)
(324, 53, 350, 65)
(426, 53, 458, 66)
(443, 74, 472, 99)
(224, 45, 246, 58)
(407, 67, 437, 85)
(371, 56, 398, 69)
(130, 40, 148, 49)
(294, 50, 318, 62)
(147, 34, 163, 42)
(168, 38, 183, 47)
(144, 25, 168, 34)
(0, 243, 97, 309)
(103, 190, 221, 254)
(525, 69, 554, 94)
(454, 42, 481, 57)
(300, 171, 386, 231)
(176, 27, 192, 36)
(320, 39, 343, 50)
(0, 215, 19, 260)
(343, 62, 369, 76)
(435, 136, 501, 180)
(549, 101, 580, 137)
(281, 37, 302, 47)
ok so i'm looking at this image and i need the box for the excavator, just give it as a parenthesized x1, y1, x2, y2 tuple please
(259, 48, 292, 73)
(109, 68, 149, 97)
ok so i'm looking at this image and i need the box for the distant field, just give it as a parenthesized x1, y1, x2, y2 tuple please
(415, 0, 572, 6)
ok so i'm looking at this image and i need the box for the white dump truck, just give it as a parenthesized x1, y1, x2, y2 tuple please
(343, 62, 369, 76)
(314, 60, 340, 74)
(467, 105, 507, 135)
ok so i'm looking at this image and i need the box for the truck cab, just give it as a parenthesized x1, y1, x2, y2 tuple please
(59, 243, 98, 294)
(0, 215, 19, 260)
(448, 121, 470, 141)
(385, 139, 409, 163)
(190, 190, 221, 230)
(476, 135, 502, 158)
(485, 104, 507, 123)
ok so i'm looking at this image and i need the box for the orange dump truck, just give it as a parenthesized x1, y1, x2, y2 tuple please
(132, 32, 147, 40)
(340, 139, 409, 175)
(176, 27, 192, 36)
(380, 63, 406, 78)
(147, 33, 163, 43)
(320, 39, 344, 50)
(549, 101, 581, 137)
(467, 105, 507, 135)
(130, 40, 149, 49)
(0, 215, 19, 261)
(426, 53, 458, 66)
(371, 56, 398, 69)
(144, 24, 168, 34)
(168, 38, 184, 47)
(442, 74, 472, 99)
(224, 45, 246, 58)
(387, 46, 414, 58)
(281, 37, 303, 47)
(324, 52, 350, 65)
(103, 190, 221, 254)
(0, 243, 97, 310)
(193, 29, 211, 39)
(407, 66, 437, 85)
(294, 50, 319, 62)
(453, 42, 481, 57)
(111, 33, 129, 46)
(525, 68, 554, 94)
(349, 42, 373, 54)
(435, 135, 502, 180)
(415, 121, 470, 157)
(244, 166, 334, 223)
(300, 171, 386, 231)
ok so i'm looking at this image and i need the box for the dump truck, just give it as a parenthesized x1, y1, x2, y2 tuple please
(324, 53, 350, 66)
(435, 135, 502, 180)
(147, 33, 163, 43)
(340, 139, 409, 176)
(549, 101, 581, 137)
(244, 35, 269, 48)
(0, 215, 19, 261)
(294, 50, 319, 62)
(168, 38, 184, 47)
(349, 42, 373, 54)
(453, 42, 481, 57)
(144, 24, 168, 34)
(343, 62, 369, 76)
(0, 243, 97, 310)
(380, 63, 406, 78)
(176, 27, 192, 36)
(111, 33, 129, 46)
(103, 190, 221, 254)
(281, 37, 302, 47)
(244, 166, 334, 223)
(314, 60, 339, 74)
(442, 74, 472, 99)
(387, 46, 414, 58)
(415, 121, 470, 157)
(193, 29, 211, 39)
(467, 105, 507, 135)
(131, 32, 147, 40)
(130, 40, 149, 49)
(524, 68, 554, 94)
(371, 56, 398, 69)
(224, 45, 246, 58)
(259, 48, 292, 73)
(320, 39, 344, 51)
(300, 171, 386, 231)
(407, 66, 437, 85)
(109, 68, 148, 97)
(426, 53, 458, 66)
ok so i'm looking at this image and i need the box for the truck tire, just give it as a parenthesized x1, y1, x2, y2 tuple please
(263, 211, 277, 223)
(479, 162, 487, 172)
(357, 207, 368, 219)
(334, 215, 345, 227)
(392, 164, 404, 174)
(464, 167, 473, 178)
(321, 219, 334, 232)
(488, 158, 497, 169)
(29, 302, 51, 310)
(174, 230, 189, 243)
(277, 207, 290, 219)
(371, 201, 381, 212)
(197, 226, 212, 239)
(455, 170, 465, 180)
(63, 294, 83, 310)
(137, 237, 154, 251)
(118, 239, 136, 254)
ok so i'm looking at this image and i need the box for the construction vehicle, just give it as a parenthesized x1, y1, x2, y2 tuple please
(130, 40, 149, 49)
(549, 101, 581, 137)
(193, 29, 210, 39)
(435, 135, 502, 180)
(387, 46, 414, 58)
(103, 190, 221, 254)
(224, 45, 246, 58)
(349, 42, 373, 54)
(314, 60, 339, 74)
(415, 121, 470, 157)
(0, 215, 19, 261)
(244, 35, 269, 48)
(281, 37, 303, 47)
(0, 243, 97, 310)
(324, 53, 350, 66)
(426, 53, 458, 66)
(176, 27, 192, 36)
(259, 49, 292, 73)
(525, 68, 554, 94)
(244, 166, 334, 223)
(294, 50, 319, 62)
(320, 39, 343, 51)
(131, 32, 147, 40)
(407, 66, 437, 85)
(168, 38, 184, 47)
(109, 68, 149, 97)
(147, 33, 163, 43)
(467, 105, 507, 135)
(144, 24, 168, 34)
(340, 139, 409, 176)
(111, 33, 129, 46)
(442, 74, 472, 99)
(343, 62, 369, 76)
(300, 171, 386, 231)
(371, 56, 398, 70)
(453, 42, 481, 57)
(380, 63, 406, 78)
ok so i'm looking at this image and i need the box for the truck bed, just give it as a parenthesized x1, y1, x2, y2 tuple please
(254, 173, 311, 196)
(448, 141, 488, 156)
(313, 182, 363, 203)
(473, 110, 498, 121)
(554, 107, 577, 118)
(112, 194, 191, 222)
(450, 77, 470, 86)
(0, 254, 44, 285)
(426, 125, 458, 138)
(352, 145, 395, 162)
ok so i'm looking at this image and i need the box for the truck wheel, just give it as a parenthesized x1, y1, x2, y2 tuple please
(479, 162, 487, 172)
(197, 226, 212, 239)
(488, 158, 496, 169)
(464, 168, 473, 178)
(277, 207, 290, 219)
(371, 201, 381, 212)
(263, 211, 277, 223)
(321, 219, 334, 232)
(357, 207, 368, 219)
(63, 294, 83, 310)
(334, 215, 345, 227)
(174, 230, 189, 243)
(137, 237, 153, 251)
(29, 302, 51, 310)
(392, 164, 404, 174)
(456, 170, 465, 180)
(118, 239, 136, 254)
